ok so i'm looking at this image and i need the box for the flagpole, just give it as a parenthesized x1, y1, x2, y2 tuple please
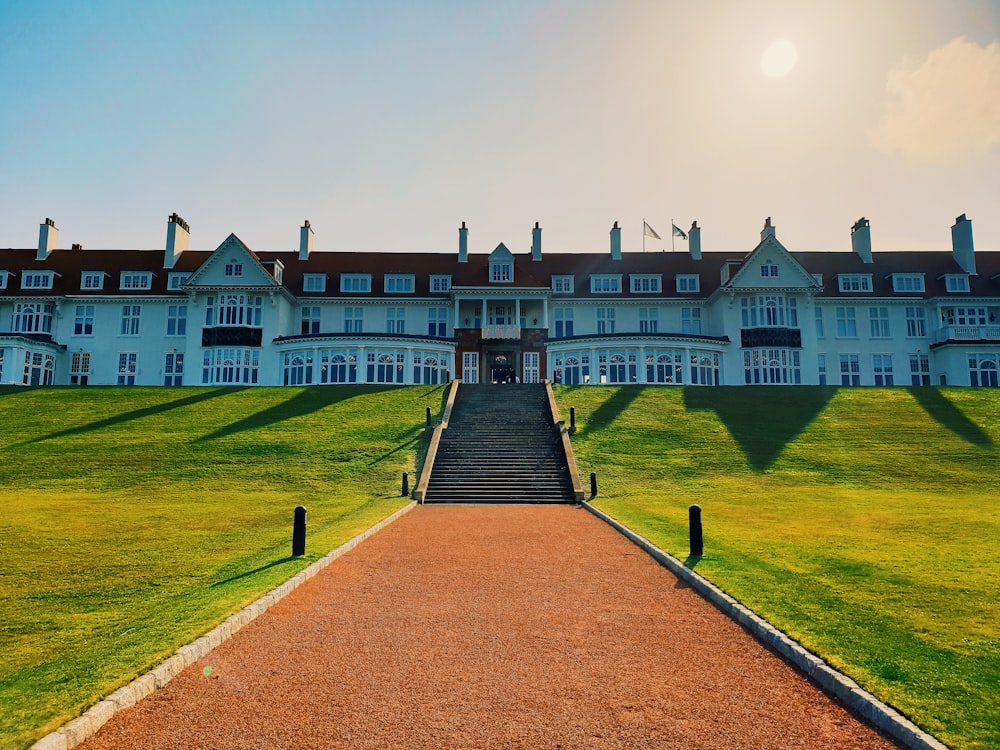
(671, 218, 675, 253)
(642, 218, 646, 253)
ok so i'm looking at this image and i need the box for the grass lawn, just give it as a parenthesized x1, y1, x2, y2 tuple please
(555, 385, 1000, 750)
(0, 385, 444, 750)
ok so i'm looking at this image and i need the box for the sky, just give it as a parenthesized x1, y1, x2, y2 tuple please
(1, 0, 999, 256)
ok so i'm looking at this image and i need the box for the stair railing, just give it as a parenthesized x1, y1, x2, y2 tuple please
(413, 379, 462, 503)
(544, 380, 586, 502)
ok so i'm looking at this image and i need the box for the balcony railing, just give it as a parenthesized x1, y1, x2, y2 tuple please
(933, 324, 1000, 343)
(481, 325, 521, 339)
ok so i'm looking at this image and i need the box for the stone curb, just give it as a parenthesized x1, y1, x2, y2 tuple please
(580, 501, 950, 750)
(29, 501, 418, 750)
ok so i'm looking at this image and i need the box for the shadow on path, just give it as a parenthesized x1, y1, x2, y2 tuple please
(907, 387, 993, 447)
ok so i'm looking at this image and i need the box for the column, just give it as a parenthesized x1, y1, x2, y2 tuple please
(357, 346, 367, 384)
(638, 346, 647, 384)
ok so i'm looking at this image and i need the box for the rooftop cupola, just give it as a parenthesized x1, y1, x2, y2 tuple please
(299, 219, 314, 261)
(164, 212, 190, 269)
(37, 218, 58, 260)
(952, 213, 976, 275)
(610, 221, 622, 260)
(851, 217, 873, 264)
(531, 221, 542, 261)
(458, 221, 468, 263)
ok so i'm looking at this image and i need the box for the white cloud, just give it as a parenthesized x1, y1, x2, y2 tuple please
(872, 36, 1000, 164)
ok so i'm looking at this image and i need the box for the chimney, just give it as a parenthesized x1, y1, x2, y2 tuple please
(688, 220, 701, 260)
(760, 216, 775, 242)
(71, 243, 83, 251)
(37, 218, 58, 260)
(851, 217, 872, 263)
(951, 213, 976, 274)
(299, 219, 314, 261)
(164, 213, 190, 269)
(610, 221, 622, 260)
(531, 221, 542, 261)
(458, 221, 468, 263)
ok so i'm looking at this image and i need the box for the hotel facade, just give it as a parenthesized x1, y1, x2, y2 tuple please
(1, 214, 998, 388)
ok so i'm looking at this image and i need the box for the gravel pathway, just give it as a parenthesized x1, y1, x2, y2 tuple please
(79, 504, 899, 749)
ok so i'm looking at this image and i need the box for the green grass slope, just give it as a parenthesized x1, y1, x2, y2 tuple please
(556, 385, 1000, 750)
(0, 385, 444, 750)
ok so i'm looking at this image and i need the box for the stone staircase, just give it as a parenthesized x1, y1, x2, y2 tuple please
(422, 383, 576, 504)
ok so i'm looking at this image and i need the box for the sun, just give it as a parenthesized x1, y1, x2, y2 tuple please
(761, 39, 798, 77)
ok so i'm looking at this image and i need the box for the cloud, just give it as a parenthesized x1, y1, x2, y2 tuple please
(872, 37, 1000, 164)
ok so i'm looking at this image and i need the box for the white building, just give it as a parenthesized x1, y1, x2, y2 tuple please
(1, 214, 997, 388)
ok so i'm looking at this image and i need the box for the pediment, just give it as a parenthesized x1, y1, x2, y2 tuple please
(727, 235, 820, 290)
(489, 243, 514, 261)
(185, 234, 280, 287)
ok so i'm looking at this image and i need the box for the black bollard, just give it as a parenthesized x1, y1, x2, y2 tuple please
(292, 505, 307, 557)
(689, 504, 703, 557)
(570, 407, 576, 431)
(590, 471, 597, 498)
(426, 407, 432, 427)
(402, 472, 409, 496)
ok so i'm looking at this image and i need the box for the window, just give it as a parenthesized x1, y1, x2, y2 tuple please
(224, 262, 244, 277)
(815, 306, 825, 337)
(591, 275, 622, 294)
(869, 307, 890, 338)
(70, 352, 91, 385)
(81, 272, 104, 290)
(0, 348, 4, 380)
(386, 307, 406, 334)
(760, 261, 779, 278)
(968, 354, 999, 387)
(22, 271, 54, 289)
(301, 306, 321, 335)
(891, 274, 925, 293)
(644, 350, 683, 385)
(23, 351, 55, 386)
(873, 354, 894, 385)
(552, 275, 574, 293)
(167, 273, 189, 290)
(341, 274, 371, 293)
(631, 275, 662, 293)
(741, 295, 798, 328)
(945, 275, 970, 293)
(835, 307, 857, 337)
(319, 350, 359, 384)
(303, 274, 327, 293)
(743, 349, 801, 384)
(554, 308, 574, 338)
(0, 272, 8, 290)
(838, 274, 872, 293)
(639, 308, 658, 333)
(283, 351, 314, 386)
(690, 352, 720, 385)
(681, 307, 702, 335)
(839, 354, 861, 386)
(367, 350, 406, 383)
(201, 348, 260, 385)
(490, 262, 513, 283)
(74, 305, 95, 336)
(385, 274, 415, 294)
(428, 307, 448, 336)
(430, 275, 451, 293)
(120, 305, 141, 336)
(905, 307, 927, 337)
(910, 354, 930, 385)
(943, 307, 988, 326)
(205, 294, 263, 327)
(164, 352, 184, 386)
(344, 306, 363, 333)
(596, 307, 615, 334)
(676, 274, 700, 293)
(12, 303, 54, 334)
(818, 354, 827, 386)
(120, 272, 152, 290)
(166, 304, 187, 336)
(117, 352, 138, 385)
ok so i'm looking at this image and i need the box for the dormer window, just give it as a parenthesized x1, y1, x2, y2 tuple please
(630, 274, 662, 293)
(891, 273, 924, 293)
(761, 261, 779, 278)
(0, 271, 8, 290)
(120, 271, 152, 290)
(944, 274, 970, 293)
(303, 273, 327, 293)
(168, 273, 189, 290)
(385, 274, 415, 293)
(81, 271, 104, 290)
(224, 262, 244, 277)
(22, 271, 54, 290)
(837, 274, 872, 293)
(676, 274, 700, 293)
(341, 274, 371, 293)
(552, 275, 574, 293)
(491, 261, 513, 283)
(430, 274, 451, 292)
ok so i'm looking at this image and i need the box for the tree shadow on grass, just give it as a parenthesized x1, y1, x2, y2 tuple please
(573, 386, 644, 436)
(684, 386, 836, 472)
(20, 387, 245, 445)
(198, 385, 397, 441)
(907, 387, 993, 448)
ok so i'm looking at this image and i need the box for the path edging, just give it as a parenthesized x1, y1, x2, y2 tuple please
(29, 501, 418, 750)
(580, 501, 950, 750)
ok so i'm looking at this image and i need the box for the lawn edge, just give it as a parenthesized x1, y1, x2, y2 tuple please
(580, 500, 950, 750)
(27, 501, 418, 750)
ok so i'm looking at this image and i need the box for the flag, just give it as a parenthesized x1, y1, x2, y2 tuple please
(672, 223, 688, 240)
(643, 221, 661, 240)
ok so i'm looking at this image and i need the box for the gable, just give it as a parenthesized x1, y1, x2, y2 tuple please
(727, 236, 820, 290)
(185, 234, 280, 288)
(489, 243, 514, 262)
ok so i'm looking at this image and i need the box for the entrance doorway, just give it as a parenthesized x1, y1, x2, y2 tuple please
(489, 351, 516, 383)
